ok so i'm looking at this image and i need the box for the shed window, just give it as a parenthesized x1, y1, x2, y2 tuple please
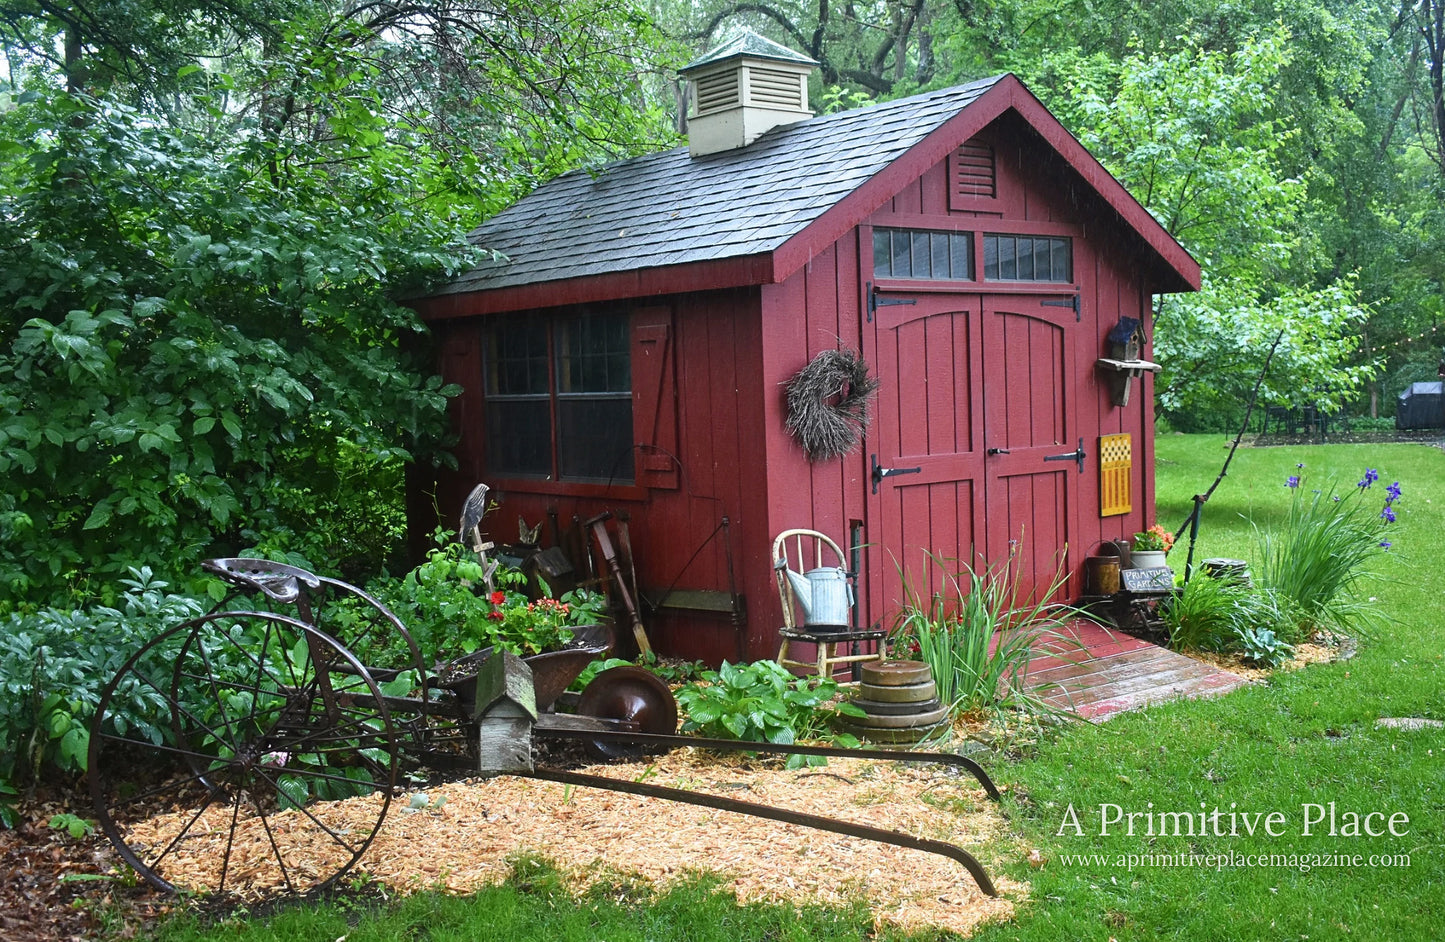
(483, 310, 635, 484)
(873, 228, 972, 280)
(983, 234, 1072, 283)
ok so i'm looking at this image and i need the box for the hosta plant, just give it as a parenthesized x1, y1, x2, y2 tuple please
(674, 660, 864, 768)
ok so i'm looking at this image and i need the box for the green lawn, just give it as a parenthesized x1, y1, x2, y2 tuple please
(137, 435, 1444, 942)
(968, 436, 1445, 940)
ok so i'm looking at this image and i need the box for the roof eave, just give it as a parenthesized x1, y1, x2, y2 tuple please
(412, 253, 776, 320)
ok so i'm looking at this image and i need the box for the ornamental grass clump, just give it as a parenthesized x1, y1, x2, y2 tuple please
(1254, 464, 1402, 639)
(888, 550, 1077, 716)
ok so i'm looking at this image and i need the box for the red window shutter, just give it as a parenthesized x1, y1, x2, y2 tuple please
(632, 306, 679, 489)
(441, 327, 484, 483)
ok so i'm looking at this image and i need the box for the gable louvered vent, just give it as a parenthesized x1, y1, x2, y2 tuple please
(955, 142, 996, 199)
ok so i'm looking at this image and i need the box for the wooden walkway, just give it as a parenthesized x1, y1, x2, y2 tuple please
(1025, 621, 1251, 721)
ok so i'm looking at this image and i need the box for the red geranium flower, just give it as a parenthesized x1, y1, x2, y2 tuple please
(490, 590, 506, 605)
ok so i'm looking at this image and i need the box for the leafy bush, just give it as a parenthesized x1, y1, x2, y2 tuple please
(888, 551, 1076, 715)
(1254, 466, 1401, 637)
(674, 661, 864, 768)
(0, 89, 469, 609)
(0, 568, 206, 786)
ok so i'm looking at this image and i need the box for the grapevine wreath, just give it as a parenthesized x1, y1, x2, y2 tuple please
(784, 349, 880, 461)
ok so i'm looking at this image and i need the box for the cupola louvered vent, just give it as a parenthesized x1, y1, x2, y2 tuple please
(695, 70, 740, 115)
(748, 67, 804, 109)
(678, 28, 818, 156)
(954, 141, 996, 199)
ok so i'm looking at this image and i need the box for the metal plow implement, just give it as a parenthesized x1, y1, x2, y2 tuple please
(88, 559, 1000, 901)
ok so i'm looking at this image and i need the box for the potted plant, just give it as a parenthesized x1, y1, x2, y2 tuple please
(1131, 525, 1175, 569)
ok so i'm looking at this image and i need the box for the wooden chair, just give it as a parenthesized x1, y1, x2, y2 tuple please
(773, 528, 886, 680)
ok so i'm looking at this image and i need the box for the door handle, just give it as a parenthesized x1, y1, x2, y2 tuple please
(871, 454, 921, 493)
(986, 447, 1010, 456)
(1043, 437, 1087, 473)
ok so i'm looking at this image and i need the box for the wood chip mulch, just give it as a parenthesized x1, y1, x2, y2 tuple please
(125, 750, 1021, 937)
(1188, 639, 1347, 682)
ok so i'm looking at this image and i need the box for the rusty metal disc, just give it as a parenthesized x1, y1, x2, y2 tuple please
(850, 697, 943, 717)
(577, 666, 678, 760)
(858, 679, 937, 703)
(859, 660, 932, 686)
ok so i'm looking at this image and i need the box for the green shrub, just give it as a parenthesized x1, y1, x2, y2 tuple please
(888, 551, 1076, 715)
(674, 660, 864, 768)
(0, 568, 206, 786)
(1254, 465, 1401, 637)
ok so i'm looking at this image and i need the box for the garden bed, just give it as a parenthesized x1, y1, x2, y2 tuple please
(121, 750, 1019, 937)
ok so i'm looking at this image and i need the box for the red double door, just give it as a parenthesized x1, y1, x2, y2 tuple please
(864, 290, 1084, 615)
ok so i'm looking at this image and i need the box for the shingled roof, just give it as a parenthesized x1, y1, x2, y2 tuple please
(427, 76, 1004, 298)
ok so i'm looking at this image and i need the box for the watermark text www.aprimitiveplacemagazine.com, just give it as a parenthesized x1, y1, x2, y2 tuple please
(1055, 850, 1411, 873)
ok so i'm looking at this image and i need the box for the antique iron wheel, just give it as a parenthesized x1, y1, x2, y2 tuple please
(89, 612, 400, 897)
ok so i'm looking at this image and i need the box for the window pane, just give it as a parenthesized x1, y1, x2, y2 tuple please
(891, 230, 912, 277)
(910, 231, 930, 275)
(930, 233, 949, 277)
(558, 396, 634, 483)
(485, 399, 552, 478)
(1053, 239, 1072, 281)
(950, 233, 971, 279)
(485, 316, 547, 396)
(1000, 236, 1016, 279)
(1016, 237, 1035, 280)
(983, 235, 998, 280)
(873, 230, 892, 276)
(1031, 238, 1051, 281)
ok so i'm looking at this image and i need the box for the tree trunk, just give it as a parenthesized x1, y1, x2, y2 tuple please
(64, 22, 85, 94)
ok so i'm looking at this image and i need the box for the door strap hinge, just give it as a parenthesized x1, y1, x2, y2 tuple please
(866, 281, 917, 322)
(1043, 437, 1087, 473)
(1041, 294, 1081, 321)
(871, 454, 922, 493)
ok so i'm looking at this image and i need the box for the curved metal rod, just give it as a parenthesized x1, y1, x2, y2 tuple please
(523, 767, 998, 898)
(534, 728, 1000, 801)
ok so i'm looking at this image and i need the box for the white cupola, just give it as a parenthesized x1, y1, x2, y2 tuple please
(679, 28, 819, 157)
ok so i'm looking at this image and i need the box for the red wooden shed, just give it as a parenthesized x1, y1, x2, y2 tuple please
(409, 33, 1201, 666)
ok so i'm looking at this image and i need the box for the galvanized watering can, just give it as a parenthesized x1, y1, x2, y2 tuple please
(777, 561, 854, 628)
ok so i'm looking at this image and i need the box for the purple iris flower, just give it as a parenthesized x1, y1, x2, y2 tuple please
(1286, 475, 1300, 488)
(1387, 481, 1402, 502)
(1296, 463, 1305, 469)
(1379, 540, 1392, 549)
(1381, 506, 1396, 523)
